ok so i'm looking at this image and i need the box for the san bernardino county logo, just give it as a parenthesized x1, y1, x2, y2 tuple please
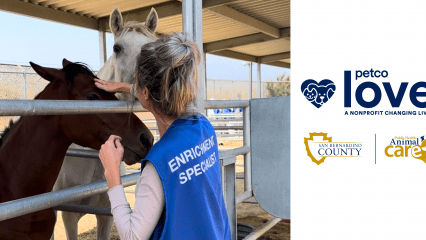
(301, 79, 336, 108)
(384, 136, 426, 163)
(304, 133, 362, 165)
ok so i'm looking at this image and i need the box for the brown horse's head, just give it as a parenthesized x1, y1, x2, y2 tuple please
(30, 60, 153, 165)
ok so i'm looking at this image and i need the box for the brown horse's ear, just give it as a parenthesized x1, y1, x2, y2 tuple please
(146, 8, 158, 33)
(30, 62, 63, 82)
(62, 58, 72, 67)
(110, 7, 123, 36)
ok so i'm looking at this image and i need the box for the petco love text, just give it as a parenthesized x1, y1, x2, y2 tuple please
(344, 69, 426, 108)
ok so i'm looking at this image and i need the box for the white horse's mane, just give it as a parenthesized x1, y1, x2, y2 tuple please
(116, 21, 157, 41)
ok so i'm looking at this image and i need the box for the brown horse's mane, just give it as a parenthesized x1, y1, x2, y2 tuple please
(63, 62, 98, 89)
(0, 62, 98, 149)
(0, 120, 16, 148)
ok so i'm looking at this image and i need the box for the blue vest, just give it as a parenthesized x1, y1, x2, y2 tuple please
(142, 114, 232, 240)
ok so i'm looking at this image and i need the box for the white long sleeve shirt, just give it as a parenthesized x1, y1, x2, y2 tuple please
(108, 161, 165, 240)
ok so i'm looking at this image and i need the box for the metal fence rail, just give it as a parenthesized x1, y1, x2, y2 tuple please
(53, 204, 112, 216)
(66, 148, 99, 159)
(148, 126, 243, 131)
(0, 100, 147, 116)
(205, 100, 249, 109)
(209, 118, 242, 122)
(0, 99, 247, 116)
(219, 146, 250, 158)
(0, 173, 140, 221)
(244, 217, 282, 240)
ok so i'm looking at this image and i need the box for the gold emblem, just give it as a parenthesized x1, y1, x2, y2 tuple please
(304, 132, 332, 165)
(412, 139, 426, 164)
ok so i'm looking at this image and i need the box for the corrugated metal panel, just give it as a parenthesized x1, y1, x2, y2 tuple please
(90, 0, 168, 18)
(228, 0, 290, 28)
(37, 0, 168, 17)
(157, 10, 258, 43)
(230, 38, 290, 57)
(156, 14, 183, 33)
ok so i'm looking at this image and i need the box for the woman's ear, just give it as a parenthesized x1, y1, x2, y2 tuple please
(142, 87, 150, 101)
(137, 86, 152, 111)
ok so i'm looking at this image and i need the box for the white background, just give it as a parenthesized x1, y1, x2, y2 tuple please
(292, 1, 426, 239)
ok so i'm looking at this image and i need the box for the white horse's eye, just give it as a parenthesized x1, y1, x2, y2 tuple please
(113, 44, 122, 54)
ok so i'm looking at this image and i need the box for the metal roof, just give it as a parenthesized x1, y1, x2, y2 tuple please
(0, 0, 290, 68)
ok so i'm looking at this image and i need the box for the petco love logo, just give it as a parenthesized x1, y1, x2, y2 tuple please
(344, 69, 426, 116)
(301, 79, 336, 108)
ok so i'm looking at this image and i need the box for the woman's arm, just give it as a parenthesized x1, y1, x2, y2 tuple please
(99, 136, 164, 239)
(99, 135, 124, 189)
(108, 161, 165, 240)
(94, 78, 132, 93)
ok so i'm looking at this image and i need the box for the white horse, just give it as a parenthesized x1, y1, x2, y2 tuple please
(52, 7, 158, 240)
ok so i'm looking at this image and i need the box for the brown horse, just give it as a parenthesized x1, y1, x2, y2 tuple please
(0, 61, 153, 240)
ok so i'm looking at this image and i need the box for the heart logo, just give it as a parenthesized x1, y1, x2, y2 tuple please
(301, 79, 336, 108)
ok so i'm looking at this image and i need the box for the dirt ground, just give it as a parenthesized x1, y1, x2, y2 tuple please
(52, 140, 290, 240)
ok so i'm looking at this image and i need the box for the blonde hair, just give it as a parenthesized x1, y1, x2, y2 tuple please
(135, 32, 201, 118)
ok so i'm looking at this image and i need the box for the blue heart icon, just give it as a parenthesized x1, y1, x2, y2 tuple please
(301, 79, 336, 108)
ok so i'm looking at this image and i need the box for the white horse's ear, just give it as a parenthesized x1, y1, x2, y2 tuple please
(110, 7, 123, 36)
(146, 8, 158, 33)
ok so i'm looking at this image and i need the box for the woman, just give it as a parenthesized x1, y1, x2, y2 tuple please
(95, 32, 231, 240)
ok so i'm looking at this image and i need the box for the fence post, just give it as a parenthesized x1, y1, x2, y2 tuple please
(183, 0, 205, 114)
(231, 80, 234, 99)
(220, 156, 237, 240)
(213, 80, 216, 99)
(17, 65, 27, 99)
(243, 106, 251, 192)
(23, 71, 27, 100)
(249, 62, 252, 99)
(98, 18, 107, 66)
(257, 61, 261, 98)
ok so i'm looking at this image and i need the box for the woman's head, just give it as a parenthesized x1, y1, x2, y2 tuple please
(135, 32, 201, 118)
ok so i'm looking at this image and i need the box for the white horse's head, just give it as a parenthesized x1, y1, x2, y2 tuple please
(98, 7, 158, 100)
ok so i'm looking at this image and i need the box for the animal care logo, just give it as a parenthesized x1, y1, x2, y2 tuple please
(304, 133, 362, 165)
(384, 136, 426, 163)
(301, 79, 336, 108)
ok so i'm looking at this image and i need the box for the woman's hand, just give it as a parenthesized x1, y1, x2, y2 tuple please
(99, 135, 124, 189)
(95, 78, 132, 93)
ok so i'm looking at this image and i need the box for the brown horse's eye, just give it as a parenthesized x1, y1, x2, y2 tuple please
(87, 93, 100, 100)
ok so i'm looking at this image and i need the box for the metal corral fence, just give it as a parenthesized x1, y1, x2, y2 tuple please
(209, 113, 243, 140)
(0, 99, 279, 240)
(0, 64, 243, 141)
(0, 65, 46, 129)
(144, 112, 243, 142)
(0, 64, 285, 131)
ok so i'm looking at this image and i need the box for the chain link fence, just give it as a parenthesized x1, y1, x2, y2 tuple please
(264, 81, 291, 98)
(0, 64, 48, 129)
(206, 79, 288, 100)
